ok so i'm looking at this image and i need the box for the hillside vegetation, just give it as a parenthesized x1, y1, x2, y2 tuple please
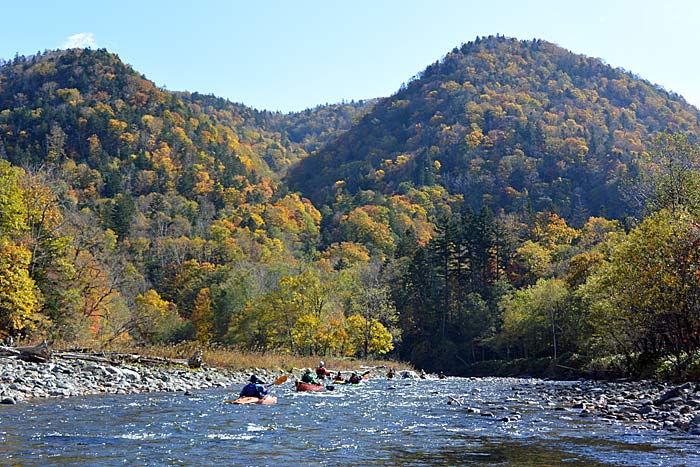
(1, 38, 700, 379)
(288, 36, 700, 220)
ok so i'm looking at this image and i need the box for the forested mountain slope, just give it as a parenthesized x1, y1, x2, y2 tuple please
(287, 36, 700, 221)
(2, 40, 700, 379)
(0, 48, 368, 184)
(0, 48, 368, 345)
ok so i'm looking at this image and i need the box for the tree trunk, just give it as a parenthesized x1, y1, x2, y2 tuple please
(17, 340, 52, 363)
(550, 307, 558, 360)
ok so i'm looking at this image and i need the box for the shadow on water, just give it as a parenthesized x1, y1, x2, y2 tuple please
(384, 440, 611, 467)
(0, 377, 698, 466)
(384, 434, 679, 467)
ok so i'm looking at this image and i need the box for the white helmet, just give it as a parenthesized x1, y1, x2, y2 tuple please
(319, 361, 325, 367)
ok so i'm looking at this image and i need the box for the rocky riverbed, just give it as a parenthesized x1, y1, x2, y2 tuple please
(447, 377, 700, 435)
(4, 353, 700, 437)
(0, 355, 275, 404)
(524, 378, 700, 435)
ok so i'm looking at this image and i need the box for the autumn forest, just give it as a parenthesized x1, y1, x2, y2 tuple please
(2, 36, 700, 378)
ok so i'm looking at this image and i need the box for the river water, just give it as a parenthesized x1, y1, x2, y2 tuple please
(1, 377, 698, 466)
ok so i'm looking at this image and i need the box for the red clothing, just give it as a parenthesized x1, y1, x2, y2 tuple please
(316, 366, 330, 378)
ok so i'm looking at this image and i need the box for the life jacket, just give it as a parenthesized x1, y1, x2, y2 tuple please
(301, 373, 316, 383)
(349, 375, 361, 384)
(316, 367, 329, 378)
(240, 383, 263, 398)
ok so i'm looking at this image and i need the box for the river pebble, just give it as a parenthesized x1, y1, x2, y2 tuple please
(0, 355, 268, 403)
(526, 379, 700, 435)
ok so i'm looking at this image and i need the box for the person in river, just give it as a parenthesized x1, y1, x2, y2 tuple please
(301, 368, 319, 385)
(387, 368, 395, 379)
(348, 372, 362, 384)
(333, 371, 344, 382)
(438, 371, 446, 379)
(315, 361, 331, 380)
(239, 374, 269, 399)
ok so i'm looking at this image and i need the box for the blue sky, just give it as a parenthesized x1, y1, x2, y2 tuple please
(1, 1, 699, 112)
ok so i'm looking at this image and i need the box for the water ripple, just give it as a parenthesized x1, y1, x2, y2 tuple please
(0, 377, 699, 466)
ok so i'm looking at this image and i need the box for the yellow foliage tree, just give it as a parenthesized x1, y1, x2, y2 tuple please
(191, 287, 213, 344)
(341, 206, 395, 256)
(322, 242, 370, 269)
(345, 314, 393, 356)
(0, 160, 27, 234)
(515, 240, 552, 281)
(291, 313, 319, 354)
(314, 314, 350, 356)
(533, 212, 578, 248)
(0, 239, 38, 338)
(132, 289, 178, 344)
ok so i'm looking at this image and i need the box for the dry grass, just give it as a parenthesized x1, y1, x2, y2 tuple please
(74, 341, 412, 373)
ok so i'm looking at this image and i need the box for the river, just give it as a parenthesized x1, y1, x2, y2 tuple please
(1, 376, 698, 466)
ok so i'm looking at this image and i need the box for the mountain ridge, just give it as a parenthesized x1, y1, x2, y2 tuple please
(286, 35, 700, 222)
(0, 47, 370, 181)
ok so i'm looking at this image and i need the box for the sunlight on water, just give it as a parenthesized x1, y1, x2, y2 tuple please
(0, 377, 699, 466)
(245, 423, 268, 432)
(206, 433, 257, 441)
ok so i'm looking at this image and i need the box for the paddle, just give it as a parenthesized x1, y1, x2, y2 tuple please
(265, 374, 288, 392)
(224, 374, 288, 402)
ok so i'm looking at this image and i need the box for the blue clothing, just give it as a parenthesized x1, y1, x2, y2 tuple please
(239, 383, 268, 398)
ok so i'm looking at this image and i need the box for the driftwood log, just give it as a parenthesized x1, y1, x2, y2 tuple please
(0, 345, 21, 357)
(54, 352, 112, 363)
(1, 342, 195, 368)
(56, 352, 190, 367)
(20, 341, 52, 363)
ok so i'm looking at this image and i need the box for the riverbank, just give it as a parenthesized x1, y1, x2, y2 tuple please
(445, 376, 700, 435)
(0, 354, 264, 404)
(459, 356, 618, 380)
(532, 379, 700, 434)
(0, 348, 398, 404)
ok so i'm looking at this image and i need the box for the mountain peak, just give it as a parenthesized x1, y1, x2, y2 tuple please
(287, 36, 700, 221)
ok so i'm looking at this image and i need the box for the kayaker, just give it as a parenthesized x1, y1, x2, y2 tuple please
(239, 374, 269, 399)
(348, 372, 361, 384)
(439, 371, 446, 379)
(333, 371, 344, 381)
(387, 368, 395, 379)
(301, 368, 319, 384)
(315, 361, 331, 379)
